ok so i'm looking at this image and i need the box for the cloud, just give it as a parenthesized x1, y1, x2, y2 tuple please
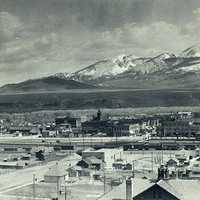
(1, 4, 200, 86)
(94, 21, 195, 57)
(0, 12, 23, 44)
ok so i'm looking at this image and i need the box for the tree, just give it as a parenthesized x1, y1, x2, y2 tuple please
(35, 150, 45, 161)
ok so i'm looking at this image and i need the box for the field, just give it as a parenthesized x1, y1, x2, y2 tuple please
(0, 89, 200, 112)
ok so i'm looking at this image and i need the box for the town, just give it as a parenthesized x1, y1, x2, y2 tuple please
(1, 1, 200, 199)
(0, 109, 199, 199)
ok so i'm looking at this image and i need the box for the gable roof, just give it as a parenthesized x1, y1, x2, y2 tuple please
(157, 180, 182, 200)
(99, 178, 154, 200)
(84, 156, 103, 165)
(133, 179, 200, 200)
(44, 163, 66, 177)
(164, 179, 200, 200)
(99, 178, 200, 200)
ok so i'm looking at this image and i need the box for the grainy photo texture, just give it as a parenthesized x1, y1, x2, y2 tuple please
(0, 0, 200, 200)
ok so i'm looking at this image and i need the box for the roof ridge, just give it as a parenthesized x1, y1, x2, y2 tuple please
(157, 180, 183, 200)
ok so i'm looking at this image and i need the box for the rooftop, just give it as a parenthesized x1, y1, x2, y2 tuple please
(96, 148, 122, 153)
(44, 163, 66, 177)
(98, 178, 200, 200)
(160, 179, 200, 200)
(84, 156, 103, 165)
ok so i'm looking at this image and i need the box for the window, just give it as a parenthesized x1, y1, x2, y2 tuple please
(152, 188, 163, 199)
(153, 191, 156, 199)
(158, 190, 162, 198)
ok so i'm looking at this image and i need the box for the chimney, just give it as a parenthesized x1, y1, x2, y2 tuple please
(126, 177, 133, 200)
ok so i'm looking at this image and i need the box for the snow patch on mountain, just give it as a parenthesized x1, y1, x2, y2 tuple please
(52, 45, 200, 86)
(54, 72, 71, 79)
(178, 64, 200, 72)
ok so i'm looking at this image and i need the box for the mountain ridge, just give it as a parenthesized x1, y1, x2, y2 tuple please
(2, 44, 200, 93)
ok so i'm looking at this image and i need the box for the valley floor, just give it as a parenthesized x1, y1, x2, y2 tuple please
(0, 89, 200, 112)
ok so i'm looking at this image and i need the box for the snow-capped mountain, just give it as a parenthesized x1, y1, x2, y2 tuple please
(2, 44, 200, 93)
(53, 53, 177, 83)
(54, 54, 141, 82)
(51, 44, 200, 89)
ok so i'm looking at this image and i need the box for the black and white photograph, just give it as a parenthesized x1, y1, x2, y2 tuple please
(0, 0, 200, 199)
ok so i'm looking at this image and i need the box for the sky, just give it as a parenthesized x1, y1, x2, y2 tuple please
(0, 0, 200, 86)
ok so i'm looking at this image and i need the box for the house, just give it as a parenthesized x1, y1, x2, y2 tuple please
(82, 147, 123, 169)
(175, 149, 189, 163)
(58, 123, 73, 137)
(130, 179, 200, 200)
(129, 124, 141, 136)
(77, 156, 103, 170)
(99, 177, 200, 200)
(196, 131, 200, 140)
(194, 147, 200, 157)
(44, 163, 67, 191)
(8, 126, 31, 136)
(0, 161, 25, 169)
(166, 158, 178, 167)
(67, 166, 90, 177)
(20, 154, 31, 161)
(187, 157, 200, 178)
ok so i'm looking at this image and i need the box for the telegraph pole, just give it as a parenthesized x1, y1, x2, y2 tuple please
(132, 160, 135, 178)
(151, 151, 154, 173)
(57, 177, 59, 199)
(33, 175, 35, 199)
(103, 162, 106, 194)
(65, 184, 67, 200)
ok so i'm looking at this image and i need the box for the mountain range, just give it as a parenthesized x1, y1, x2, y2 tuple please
(2, 44, 200, 93)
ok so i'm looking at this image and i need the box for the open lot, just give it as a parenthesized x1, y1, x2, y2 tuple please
(4, 178, 110, 200)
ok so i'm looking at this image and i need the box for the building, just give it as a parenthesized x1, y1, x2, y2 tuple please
(112, 160, 132, 170)
(129, 124, 141, 136)
(195, 131, 200, 140)
(8, 125, 39, 136)
(0, 161, 25, 169)
(82, 119, 141, 137)
(67, 165, 90, 177)
(82, 148, 123, 169)
(55, 116, 81, 128)
(161, 120, 199, 138)
(166, 158, 178, 167)
(187, 157, 200, 177)
(99, 177, 200, 200)
(82, 120, 113, 135)
(44, 162, 67, 191)
(77, 156, 103, 170)
(111, 122, 131, 137)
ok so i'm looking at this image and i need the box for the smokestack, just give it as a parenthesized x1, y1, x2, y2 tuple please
(126, 177, 133, 200)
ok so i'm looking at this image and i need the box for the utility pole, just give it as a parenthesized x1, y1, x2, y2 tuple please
(65, 184, 67, 200)
(115, 130, 118, 146)
(103, 162, 106, 194)
(132, 160, 135, 178)
(151, 152, 154, 174)
(57, 177, 59, 199)
(33, 174, 35, 199)
(82, 132, 85, 149)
